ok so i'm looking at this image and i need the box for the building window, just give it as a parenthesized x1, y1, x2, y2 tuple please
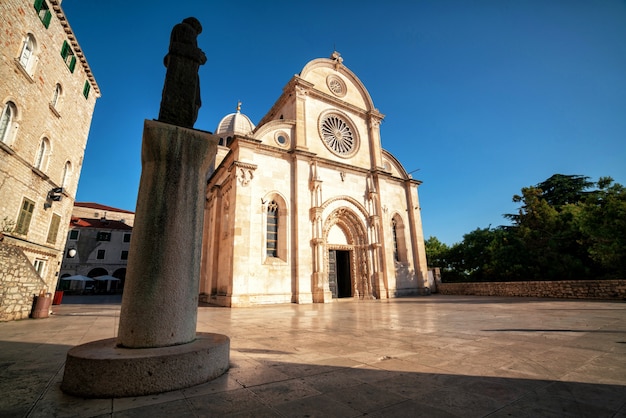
(96, 249, 105, 260)
(82, 80, 90, 99)
(33, 0, 52, 28)
(0, 102, 17, 144)
(121, 250, 128, 260)
(60, 40, 76, 73)
(391, 219, 399, 262)
(18, 34, 37, 74)
(123, 233, 131, 243)
(318, 112, 358, 157)
(60, 161, 71, 188)
(391, 215, 407, 263)
(51, 83, 62, 109)
(266, 201, 278, 257)
(34, 259, 46, 276)
(15, 198, 35, 235)
(34, 137, 49, 170)
(46, 213, 61, 244)
(69, 229, 79, 240)
(97, 231, 111, 241)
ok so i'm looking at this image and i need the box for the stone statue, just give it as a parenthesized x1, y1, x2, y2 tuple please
(158, 17, 207, 128)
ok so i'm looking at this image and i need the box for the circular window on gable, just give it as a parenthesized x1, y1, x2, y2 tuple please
(318, 111, 359, 157)
(326, 75, 347, 97)
(274, 131, 290, 148)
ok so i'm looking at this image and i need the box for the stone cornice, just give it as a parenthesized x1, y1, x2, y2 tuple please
(50, 0, 101, 97)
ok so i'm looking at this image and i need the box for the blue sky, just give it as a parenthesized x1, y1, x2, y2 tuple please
(62, 0, 626, 246)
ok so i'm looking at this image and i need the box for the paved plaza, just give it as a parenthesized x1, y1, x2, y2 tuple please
(1, 294, 625, 417)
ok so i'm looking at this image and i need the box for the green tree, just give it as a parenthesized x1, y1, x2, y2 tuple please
(424, 236, 449, 268)
(438, 173, 625, 281)
(577, 177, 626, 277)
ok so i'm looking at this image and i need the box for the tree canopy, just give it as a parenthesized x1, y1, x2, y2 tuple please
(425, 174, 625, 281)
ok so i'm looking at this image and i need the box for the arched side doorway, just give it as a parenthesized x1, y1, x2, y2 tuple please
(322, 207, 372, 300)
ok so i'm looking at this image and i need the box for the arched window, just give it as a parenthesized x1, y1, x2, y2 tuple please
(0, 102, 17, 144)
(18, 34, 37, 74)
(34, 137, 50, 170)
(391, 214, 407, 263)
(266, 201, 278, 257)
(51, 83, 62, 109)
(61, 161, 71, 188)
(392, 218, 400, 262)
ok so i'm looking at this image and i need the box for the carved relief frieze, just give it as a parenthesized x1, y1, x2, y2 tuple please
(236, 167, 253, 186)
(295, 84, 309, 99)
(228, 161, 257, 187)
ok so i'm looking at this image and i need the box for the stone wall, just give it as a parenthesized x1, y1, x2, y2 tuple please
(0, 241, 48, 321)
(437, 280, 626, 300)
(1, 0, 100, 296)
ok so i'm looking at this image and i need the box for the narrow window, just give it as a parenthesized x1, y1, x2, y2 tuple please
(19, 34, 36, 70)
(46, 213, 61, 244)
(96, 249, 105, 260)
(391, 218, 399, 262)
(60, 40, 76, 73)
(61, 161, 71, 188)
(15, 198, 35, 235)
(123, 233, 131, 243)
(33, 0, 52, 28)
(120, 250, 129, 260)
(34, 137, 49, 170)
(266, 201, 278, 257)
(82, 80, 90, 99)
(51, 83, 62, 108)
(0, 102, 16, 143)
(69, 229, 79, 240)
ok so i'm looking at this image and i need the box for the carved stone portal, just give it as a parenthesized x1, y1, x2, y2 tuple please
(320, 206, 374, 300)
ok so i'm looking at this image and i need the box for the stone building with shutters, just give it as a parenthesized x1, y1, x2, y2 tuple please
(57, 202, 135, 293)
(201, 52, 431, 307)
(0, 0, 100, 320)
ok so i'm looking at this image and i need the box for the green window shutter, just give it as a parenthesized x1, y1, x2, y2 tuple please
(46, 214, 61, 244)
(16, 198, 35, 235)
(60, 40, 69, 59)
(34, 0, 44, 12)
(69, 56, 76, 73)
(43, 10, 51, 28)
(82, 81, 90, 99)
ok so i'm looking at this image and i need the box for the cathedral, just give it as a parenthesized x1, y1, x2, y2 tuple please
(200, 52, 430, 307)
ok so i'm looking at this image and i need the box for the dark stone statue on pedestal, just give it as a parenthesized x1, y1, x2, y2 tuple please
(158, 17, 207, 128)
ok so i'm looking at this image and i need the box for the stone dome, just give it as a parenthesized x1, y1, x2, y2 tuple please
(215, 102, 255, 136)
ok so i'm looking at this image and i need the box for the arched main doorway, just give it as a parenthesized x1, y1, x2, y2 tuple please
(323, 206, 372, 299)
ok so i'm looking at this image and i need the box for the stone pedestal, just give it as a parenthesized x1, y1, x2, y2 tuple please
(61, 120, 229, 398)
(117, 120, 213, 347)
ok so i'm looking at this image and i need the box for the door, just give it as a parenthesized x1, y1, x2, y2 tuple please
(329, 250, 351, 298)
(329, 250, 338, 298)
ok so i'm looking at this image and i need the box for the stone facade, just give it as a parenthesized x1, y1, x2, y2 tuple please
(58, 216, 132, 292)
(58, 203, 135, 292)
(0, 0, 99, 319)
(437, 280, 626, 300)
(201, 53, 430, 306)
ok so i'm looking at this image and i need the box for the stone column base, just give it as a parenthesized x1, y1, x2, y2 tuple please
(61, 333, 229, 398)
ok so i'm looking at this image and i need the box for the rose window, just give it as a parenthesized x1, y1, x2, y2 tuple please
(326, 75, 346, 97)
(319, 114, 357, 156)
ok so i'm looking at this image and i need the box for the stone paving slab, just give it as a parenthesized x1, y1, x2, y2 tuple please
(0, 295, 625, 417)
